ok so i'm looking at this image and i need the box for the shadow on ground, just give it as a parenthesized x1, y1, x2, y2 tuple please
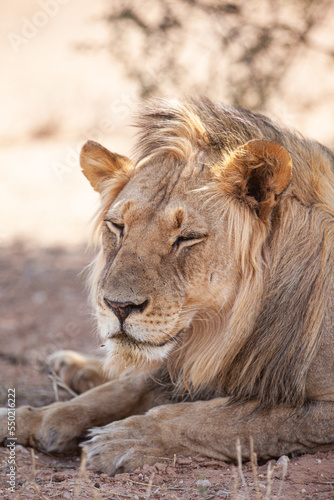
(0, 240, 96, 407)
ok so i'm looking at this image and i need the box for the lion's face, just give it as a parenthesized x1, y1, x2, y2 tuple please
(80, 129, 292, 368)
(92, 157, 235, 364)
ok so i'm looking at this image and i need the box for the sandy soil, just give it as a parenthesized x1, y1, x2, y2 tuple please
(0, 242, 333, 499)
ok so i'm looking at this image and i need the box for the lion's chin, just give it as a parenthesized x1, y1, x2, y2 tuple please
(102, 330, 182, 369)
(113, 330, 176, 348)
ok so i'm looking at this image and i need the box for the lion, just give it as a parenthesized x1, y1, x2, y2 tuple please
(1, 97, 334, 476)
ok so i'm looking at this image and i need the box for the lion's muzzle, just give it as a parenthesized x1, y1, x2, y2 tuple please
(104, 298, 149, 327)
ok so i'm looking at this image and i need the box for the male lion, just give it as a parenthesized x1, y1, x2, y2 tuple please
(1, 98, 334, 475)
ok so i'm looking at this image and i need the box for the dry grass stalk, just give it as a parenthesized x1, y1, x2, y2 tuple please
(236, 438, 250, 499)
(74, 450, 100, 500)
(250, 436, 261, 500)
(13, 459, 50, 500)
(50, 375, 59, 401)
(47, 369, 78, 400)
(276, 455, 289, 499)
(31, 448, 36, 479)
(146, 471, 155, 498)
(265, 461, 274, 499)
(236, 438, 247, 488)
(235, 438, 289, 500)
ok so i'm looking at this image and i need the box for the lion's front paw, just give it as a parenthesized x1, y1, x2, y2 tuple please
(83, 415, 167, 475)
(1, 403, 84, 452)
(47, 350, 105, 394)
(0, 406, 45, 448)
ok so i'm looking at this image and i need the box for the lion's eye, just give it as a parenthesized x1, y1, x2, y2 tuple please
(104, 220, 124, 238)
(173, 233, 207, 250)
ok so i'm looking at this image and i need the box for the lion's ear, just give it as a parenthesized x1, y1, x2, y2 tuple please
(80, 140, 132, 193)
(220, 139, 292, 222)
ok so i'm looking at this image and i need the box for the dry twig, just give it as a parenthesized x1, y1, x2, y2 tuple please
(47, 369, 77, 400)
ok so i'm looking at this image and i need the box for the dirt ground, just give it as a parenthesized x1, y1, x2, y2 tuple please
(0, 241, 333, 499)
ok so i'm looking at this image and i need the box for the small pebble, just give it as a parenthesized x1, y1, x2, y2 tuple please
(177, 458, 192, 465)
(154, 463, 167, 473)
(196, 479, 211, 489)
(276, 455, 290, 466)
(15, 445, 30, 454)
(94, 482, 100, 488)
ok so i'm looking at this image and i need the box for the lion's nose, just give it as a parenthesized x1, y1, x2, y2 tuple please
(104, 298, 148, 324)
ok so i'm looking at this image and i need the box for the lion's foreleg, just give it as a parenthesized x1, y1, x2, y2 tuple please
(0, 372, 163, 453)
(83, 398, 334, 475)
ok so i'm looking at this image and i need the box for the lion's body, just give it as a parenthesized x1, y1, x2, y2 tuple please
(1, 98, 334, 474)
(91, 98, 334, 407)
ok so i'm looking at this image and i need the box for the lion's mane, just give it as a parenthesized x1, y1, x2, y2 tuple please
(91, 98, 334, 409)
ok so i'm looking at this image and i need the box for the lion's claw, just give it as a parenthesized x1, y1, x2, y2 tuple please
(82, 417, 165, 475)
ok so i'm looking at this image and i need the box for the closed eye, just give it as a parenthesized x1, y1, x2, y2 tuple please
(173, 233, 207, 250)
(104, 220, 124, 236)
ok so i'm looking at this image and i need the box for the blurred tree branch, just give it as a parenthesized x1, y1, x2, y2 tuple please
(80, 0, 334, 110)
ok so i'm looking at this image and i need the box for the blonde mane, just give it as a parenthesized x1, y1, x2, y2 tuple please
(92, 97, 334, 408)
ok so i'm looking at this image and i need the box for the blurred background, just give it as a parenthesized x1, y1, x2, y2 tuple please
(1, 0, 334, 403)
(2, 0, 334, 245)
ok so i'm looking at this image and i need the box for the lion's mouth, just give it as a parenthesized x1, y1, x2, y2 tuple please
(111, 329, 182, 349)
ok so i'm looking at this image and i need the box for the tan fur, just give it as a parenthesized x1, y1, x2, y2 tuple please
(1, 98, 333, 474)
(86, 98, 334, 408)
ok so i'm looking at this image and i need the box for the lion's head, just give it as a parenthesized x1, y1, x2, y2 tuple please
(81, 98, 334, 408)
